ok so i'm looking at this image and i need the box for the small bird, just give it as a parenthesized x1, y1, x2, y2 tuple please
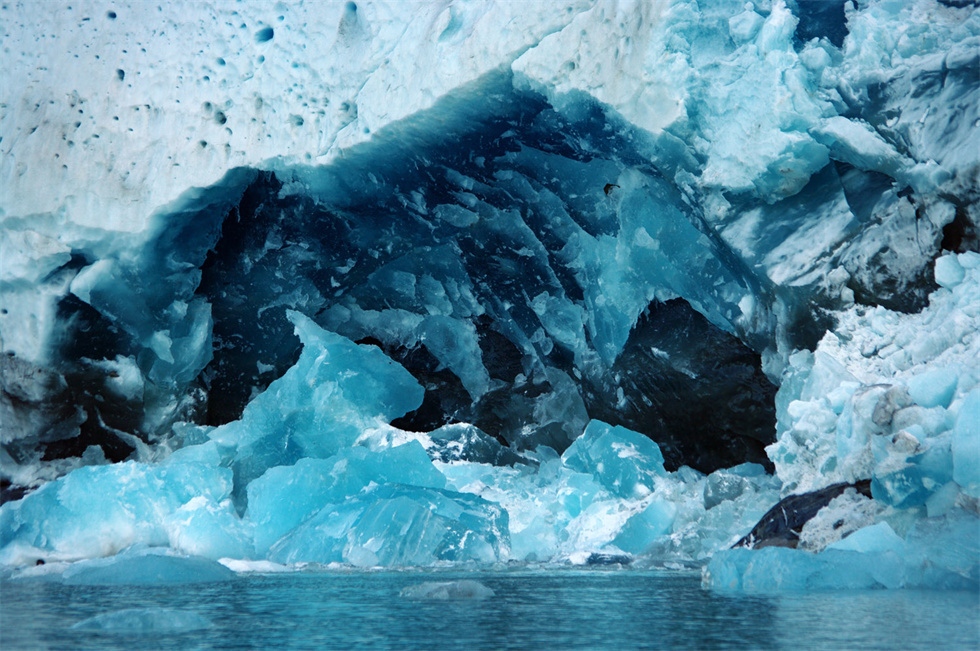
(604, 183, 620, 196)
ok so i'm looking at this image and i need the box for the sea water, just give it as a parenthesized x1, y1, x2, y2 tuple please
(2, 568, 978, 650)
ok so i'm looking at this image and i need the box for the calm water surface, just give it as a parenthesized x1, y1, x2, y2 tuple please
(2, 568, 978, 650)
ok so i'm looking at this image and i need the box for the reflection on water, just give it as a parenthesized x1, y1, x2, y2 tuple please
(1, 568, 978, 650)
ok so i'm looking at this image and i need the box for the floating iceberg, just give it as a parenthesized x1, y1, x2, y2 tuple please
(71, 608, 213, 634)
(400, 580, 495, 600)
(61, 547, 236, 586)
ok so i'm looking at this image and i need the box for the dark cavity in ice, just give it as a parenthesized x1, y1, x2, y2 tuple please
(193, 85, 777, 472)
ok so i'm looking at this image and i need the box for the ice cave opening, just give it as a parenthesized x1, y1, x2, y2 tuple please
(6, 79, 795, 502)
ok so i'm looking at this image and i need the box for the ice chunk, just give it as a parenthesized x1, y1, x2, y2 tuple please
(0, 461, 241, 566)
(907, 367, 960, 409)
(707, 509, 979, 592)
(400, 579, 495, 600)
(217, 558, 291, 573)
(425, 423, 526, 466)
(706, 546, 906, 592)
(165, 496, 254, 560)
(612, 500, 676, 555)
(563, 420, 666, 499)
(164, 439, 225, 467)
(209, 311, 425, 500)
(903, 510, 980, 589)
(703, 471, 750, 510)
(952, 388, 980, 498)
(827, 522, 905, 556)
(813, 117, 912, 184)
(728, 7, 764, 45)
(935, 254, 967, 290)
(62, 548, 236, 585)
(437, 453, 613, 563)
(871, 435, 954, 509)
(71, 608, 212, 634)
(247, 442, 446, 554)
(269, 484, 509, 567)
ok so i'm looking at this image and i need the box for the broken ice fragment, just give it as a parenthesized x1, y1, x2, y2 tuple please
(269, 484, 509, 567)
(400, 580, 494, 600)
(562, 420, 666, 499)
(247, 442, 445, 554)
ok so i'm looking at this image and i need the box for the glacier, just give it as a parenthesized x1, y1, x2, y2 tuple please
(1, 0, 978, 594)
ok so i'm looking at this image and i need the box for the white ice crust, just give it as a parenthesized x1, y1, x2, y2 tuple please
(3, 0, 977, 365)
(3, 0, 976, 231)
(1, 0, 589, 233)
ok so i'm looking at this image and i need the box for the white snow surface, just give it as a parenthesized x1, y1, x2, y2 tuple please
(3, 0, 975, 233)
(1, 0, 589, 233)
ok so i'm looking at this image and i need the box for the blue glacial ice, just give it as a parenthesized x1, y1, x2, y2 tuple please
(247, 442, 446, 555)
(0, 0, 978, 592)
(268, 483, 510, 567)
(59, 547, 237, 586)
(706, 508, 980, 592)
(562, 420, 667, 499)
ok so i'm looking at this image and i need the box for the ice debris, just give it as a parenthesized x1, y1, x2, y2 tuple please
(709, 252, 980, 591)
(71, 608, 213, 634)
(400, 579, 495, 600)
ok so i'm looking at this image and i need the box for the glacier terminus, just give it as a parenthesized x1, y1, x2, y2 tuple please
(1, 0, 978, 648)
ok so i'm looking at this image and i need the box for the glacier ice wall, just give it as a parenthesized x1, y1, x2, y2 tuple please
(1, 0, 978, 585)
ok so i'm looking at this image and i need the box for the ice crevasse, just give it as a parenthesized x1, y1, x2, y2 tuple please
(0, 0, 978, 590)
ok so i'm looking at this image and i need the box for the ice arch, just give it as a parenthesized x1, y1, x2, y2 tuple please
(5, 76, 786, 496)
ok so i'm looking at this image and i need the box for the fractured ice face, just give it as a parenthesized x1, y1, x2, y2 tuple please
(6, 0, 977, 491)
(146, 89, 781, 473)
(1, 0, 978, 583)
